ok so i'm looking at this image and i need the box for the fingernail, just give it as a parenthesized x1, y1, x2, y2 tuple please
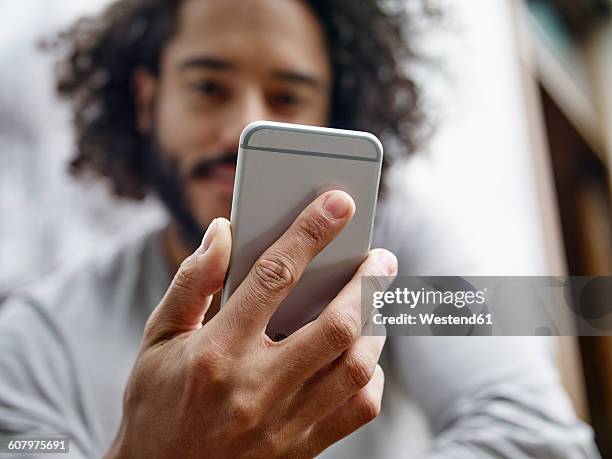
(322, 192, 350, 220)
(202, 219, 217, 252)
(377, 250, 398, 276)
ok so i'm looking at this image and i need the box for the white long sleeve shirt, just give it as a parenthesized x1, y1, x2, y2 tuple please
(0, 186, 599, 458)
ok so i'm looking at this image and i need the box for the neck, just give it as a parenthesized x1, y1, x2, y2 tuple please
(162, 220, 193, 274)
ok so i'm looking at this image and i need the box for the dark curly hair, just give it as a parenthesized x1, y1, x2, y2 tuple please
(51, 0, 434, 199)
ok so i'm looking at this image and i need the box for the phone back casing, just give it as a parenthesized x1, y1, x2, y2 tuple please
(221, 121, 383, 340)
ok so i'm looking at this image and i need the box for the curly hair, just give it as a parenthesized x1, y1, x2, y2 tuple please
(50, 0, 434, 200)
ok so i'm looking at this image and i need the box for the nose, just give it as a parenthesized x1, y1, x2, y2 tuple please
(218, 89, 271, 152)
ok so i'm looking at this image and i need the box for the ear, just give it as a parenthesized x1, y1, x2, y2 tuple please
(132, 68, 157, 134)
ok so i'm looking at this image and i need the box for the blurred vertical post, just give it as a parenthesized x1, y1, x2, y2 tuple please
(516, 0, 612, 454)
(510, 0, 590, 425)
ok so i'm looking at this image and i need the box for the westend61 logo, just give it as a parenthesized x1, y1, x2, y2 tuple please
(372, 287, 487, 309)
(369, 284, 493, 330)
(362, 276, 612, 336)
(362, 277, 499, 335)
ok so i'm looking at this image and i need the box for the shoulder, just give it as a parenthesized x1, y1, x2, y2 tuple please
(0, 222, 170, 368)
(6, 223, 169, 321)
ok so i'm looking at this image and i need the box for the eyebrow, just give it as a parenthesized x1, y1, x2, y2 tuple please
(271, 70, 322, 89)
(178, 55, 322, 89)
(178, 56, 237, 71)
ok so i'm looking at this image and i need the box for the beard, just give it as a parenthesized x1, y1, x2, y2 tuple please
(143, 133, 237, 252)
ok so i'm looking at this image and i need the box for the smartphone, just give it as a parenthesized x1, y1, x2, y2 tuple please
(221, 121, 383, 340)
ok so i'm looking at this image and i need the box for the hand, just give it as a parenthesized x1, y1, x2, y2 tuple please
(105, 190, 398, 459)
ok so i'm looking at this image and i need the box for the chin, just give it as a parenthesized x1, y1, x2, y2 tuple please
(194, 205, 231, 226)
(213, 190, 234, 217)
(189, 192, 232, 218)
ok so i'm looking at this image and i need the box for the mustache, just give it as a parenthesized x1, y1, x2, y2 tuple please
(188, 151, 237, 180)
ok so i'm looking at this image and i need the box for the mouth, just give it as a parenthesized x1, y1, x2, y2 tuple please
(188, 152, 237, 186)
(206, 164, 236, 190)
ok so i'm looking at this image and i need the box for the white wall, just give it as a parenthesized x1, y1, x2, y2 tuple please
(404, 0, 552, 275)
(0, 0, 162, 294)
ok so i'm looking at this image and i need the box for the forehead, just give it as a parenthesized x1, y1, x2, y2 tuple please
(163, 0, 330, 78)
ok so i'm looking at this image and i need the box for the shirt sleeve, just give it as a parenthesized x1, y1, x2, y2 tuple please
(0, 295, 94, 459)
(376, 182, 601, 458)
(389, 336, 600, 458)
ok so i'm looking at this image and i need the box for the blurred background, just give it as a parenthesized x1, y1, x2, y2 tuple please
(0, 0, 611, 455)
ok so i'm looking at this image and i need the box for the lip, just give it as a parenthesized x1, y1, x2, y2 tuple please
(208, 165, 236, 188)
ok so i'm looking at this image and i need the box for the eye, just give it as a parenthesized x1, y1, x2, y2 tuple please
(191, 80, 228, 99)
(271, 92, 304, 108)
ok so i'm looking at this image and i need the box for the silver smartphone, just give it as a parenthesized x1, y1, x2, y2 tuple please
(221, 121, 383, 340)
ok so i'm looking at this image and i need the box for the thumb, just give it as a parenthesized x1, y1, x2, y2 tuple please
(144, 218, 232, 346)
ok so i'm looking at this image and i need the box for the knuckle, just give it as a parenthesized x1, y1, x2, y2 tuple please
(187, 347, 230, 390)
(296, 213, 329, 247)
(354, 391, 380, 423)
(252, 253, 296, 295)
(228, 394, 261, 430)
(322, 309, 360, 351)
(365, 271, 388, 294)
(173, 256, 198, 293)
(343, 352, 375, 390)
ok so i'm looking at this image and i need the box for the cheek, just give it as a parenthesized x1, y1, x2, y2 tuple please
(154, 83, 218, 156)
(301, 91, 332, 127)
(310, 100, 332, 127)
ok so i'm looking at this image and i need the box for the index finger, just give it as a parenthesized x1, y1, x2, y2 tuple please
(217, 190, 355, 337)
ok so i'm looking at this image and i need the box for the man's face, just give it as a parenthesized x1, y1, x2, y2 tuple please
(135, 0, 332, 247)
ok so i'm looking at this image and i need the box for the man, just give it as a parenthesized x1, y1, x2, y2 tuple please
(0, 0, 599, 457)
